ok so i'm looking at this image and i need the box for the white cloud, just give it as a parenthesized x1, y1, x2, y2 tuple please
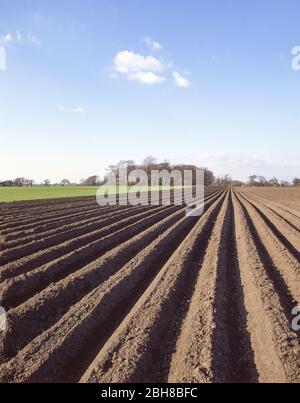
(1, 33, 13, 45)
(129, 71, 165, 84)
(73, 106, 84, 113)
(113, 50, 166, 85)
(0, 31, 22, 45)
(170, 152, 300, 182)
(199, 153, 300, 169)
(114, 51, 164, 74)
(59, 105, 84, 113)
(111, 44, 191, 88)
(0, 31, 39, 47)
(143, 37, 162, 51)
(172, 71, 190, 88)
(16, 31, 22, 42)
(27, 32, 40, 46)
(192, 153, 300, 181)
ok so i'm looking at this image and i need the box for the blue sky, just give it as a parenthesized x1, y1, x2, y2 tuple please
(1, 0, 300, 182)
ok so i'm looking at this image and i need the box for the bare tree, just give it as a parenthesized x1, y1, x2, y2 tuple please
(14, 177, 27, 187)
(44, 179, 50, 187)
(82, 176, 100, 186)
(157, 160, 171, 171)
(223, 173, 232, 184)
(143, 156, 158, 183)
(258, 176, 267, 187)
(269, 177, 279, 187)
(293, 178, 300, 187)
(23, 179, 35, 187)
(248, 175, 258, 186)
(61, 179, 71, 186)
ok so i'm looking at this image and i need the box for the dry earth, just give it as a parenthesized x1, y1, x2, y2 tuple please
(0, 187, 299, 383)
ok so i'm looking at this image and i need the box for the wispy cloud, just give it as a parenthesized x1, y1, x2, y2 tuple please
(0, 31, 39, 47)
(172, 71, 190, 88)
(59, 105, 84, 113)
(199, 153, 300, 168)
(33, 13, 53, 26)
(16, 31, 22, 43)
(193, 153, 300, 180)
(27, 32, 40, 46)
(143, 36, 162, 51)
(0, 31, 22, 45)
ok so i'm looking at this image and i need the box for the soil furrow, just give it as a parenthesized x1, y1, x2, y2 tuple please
(2, 205, 134, 244)
(235, 190, 300, 306)
(2, 206, 145, 249)
(0, 190, 226, 382)
(0, 206, 162, 264)
(78, 191, 227, 383)
(0, 192, 220, 358)
(0, 186, 299, 383)
(0, 205, 179, 286)
(168, 190, 258, 383)
(236, 191, 300, 262)
(232, 192, 300, 383)
(239, 191, 300, 231)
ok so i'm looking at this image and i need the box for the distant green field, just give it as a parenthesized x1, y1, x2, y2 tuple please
(0, 185, 180, 203)
(0, 186, 99, 202)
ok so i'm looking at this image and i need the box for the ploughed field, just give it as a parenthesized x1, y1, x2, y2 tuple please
(0, 187, 299, 383)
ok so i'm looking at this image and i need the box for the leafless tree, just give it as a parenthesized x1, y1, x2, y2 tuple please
(248, 175, 258, 186)
(258, 176, 267, 187)
(269, 177, 279, 187)
(14, 177, 27, 187)
(82, 176, 100, 186)
(293, 178, 300, 187)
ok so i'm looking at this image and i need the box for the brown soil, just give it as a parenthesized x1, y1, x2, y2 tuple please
(0, 187, 299, 383)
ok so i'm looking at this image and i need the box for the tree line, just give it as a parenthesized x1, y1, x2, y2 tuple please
(103, 157, 215, 186)
(1, 158, 300, 188)
(0, 157, 216, 188)
(247, 175, 300, 187)
(0, 178, 71, 187)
